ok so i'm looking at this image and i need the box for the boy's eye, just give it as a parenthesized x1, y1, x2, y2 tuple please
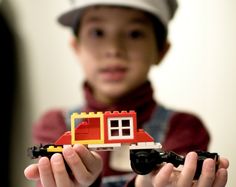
(128, 30, 144, 39)
(90, 28, 104, 38)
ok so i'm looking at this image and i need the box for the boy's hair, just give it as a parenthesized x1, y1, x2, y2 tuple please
(58, 0, 178, 51)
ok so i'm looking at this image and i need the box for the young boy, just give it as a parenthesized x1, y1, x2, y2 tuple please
(24, 0, 229, 186)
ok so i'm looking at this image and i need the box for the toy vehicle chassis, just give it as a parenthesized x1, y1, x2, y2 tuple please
(130, 149, 219, 180)
(28, 144, 219, 180)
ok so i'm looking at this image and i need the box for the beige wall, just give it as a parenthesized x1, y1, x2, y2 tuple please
(4, 0, 236, 186)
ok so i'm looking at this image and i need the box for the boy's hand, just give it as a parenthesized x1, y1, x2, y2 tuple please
(135, 152, 229, 187)
(24, 144, 103, 187)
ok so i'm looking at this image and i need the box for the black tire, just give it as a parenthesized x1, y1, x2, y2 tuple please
(130, 149, 161, 175)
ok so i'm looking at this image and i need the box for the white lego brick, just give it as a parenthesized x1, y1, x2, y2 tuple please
(88, 143, 121, 151)
(129, 142, 162, 150)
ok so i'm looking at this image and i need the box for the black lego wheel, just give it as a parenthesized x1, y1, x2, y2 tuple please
(130, 149, 161, 175)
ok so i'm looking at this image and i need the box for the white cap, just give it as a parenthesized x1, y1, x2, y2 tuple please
(58, 0, 178, 29)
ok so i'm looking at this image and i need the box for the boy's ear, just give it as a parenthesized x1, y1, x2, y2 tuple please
(70, 36, 80, 53)
(156, 41, 171, 65)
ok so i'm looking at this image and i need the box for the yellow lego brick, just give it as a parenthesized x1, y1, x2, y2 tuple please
(47, 145, 63, 152)
(71, 111, 105, 145)
(73, 139, 104, 145)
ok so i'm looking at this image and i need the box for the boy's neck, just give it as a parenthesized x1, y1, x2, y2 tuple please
(93, 92, 119, 105)
(83, 80, 157, 126)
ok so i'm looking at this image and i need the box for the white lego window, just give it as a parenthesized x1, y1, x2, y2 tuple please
(107, 117, 134, 140)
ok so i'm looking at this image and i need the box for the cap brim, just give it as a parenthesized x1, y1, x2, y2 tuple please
(58, 8, 83, 27)
(57, 1, 170, 28)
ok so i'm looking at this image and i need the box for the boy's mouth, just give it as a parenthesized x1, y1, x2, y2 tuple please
(99, 66, 128, 82)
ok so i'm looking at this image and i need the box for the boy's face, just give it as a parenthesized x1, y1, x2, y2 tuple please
(71, 6, 161, 104)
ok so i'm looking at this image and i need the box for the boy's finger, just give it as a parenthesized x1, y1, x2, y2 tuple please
(218, 158, 229, 169)
(73, 144, 103, 174)
(24, 164, 40, 180)
(50, 153, 71, 187)
(63, 146, 94, 186)
(212, 168, 228, 187)
(196, 158, 215, 187)
(152, 163, 173, 187)
(177, 152, 197, 187)
(38, 157, 56, 187)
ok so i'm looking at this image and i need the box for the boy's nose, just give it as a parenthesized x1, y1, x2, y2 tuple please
(104, 36, 126, 58)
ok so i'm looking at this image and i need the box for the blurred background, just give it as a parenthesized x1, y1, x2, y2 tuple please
(1, 0, 235, 186)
